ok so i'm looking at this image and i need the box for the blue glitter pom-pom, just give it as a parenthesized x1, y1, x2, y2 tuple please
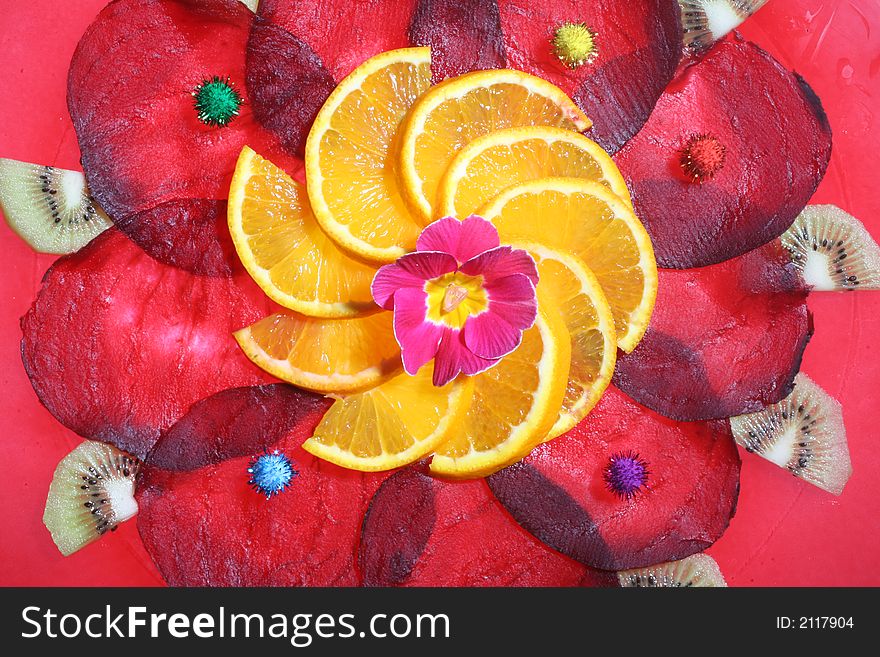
(603, 450, 650, 500)
(248, 450, 297, 499)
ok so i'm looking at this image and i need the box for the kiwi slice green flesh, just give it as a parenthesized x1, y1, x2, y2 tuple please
(731, 374, 852, 496)
(43, 440, 140, 556)
(679, 1, 769, 51)
(781, 204, 880, 290)
(618, 554, 727, 587)
(0, 158, 112, 254)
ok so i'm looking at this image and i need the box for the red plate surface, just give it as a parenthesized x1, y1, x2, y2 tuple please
(0, 0, 878, 586)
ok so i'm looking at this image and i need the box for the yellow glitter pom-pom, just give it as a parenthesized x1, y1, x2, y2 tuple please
(552, 22, 598, 69)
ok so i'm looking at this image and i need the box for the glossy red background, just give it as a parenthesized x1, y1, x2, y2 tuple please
(0, 1, 878, 586)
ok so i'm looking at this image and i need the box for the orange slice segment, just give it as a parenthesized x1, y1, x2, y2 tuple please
(429, 307, 570, 479)
(303, 363, 472, 472)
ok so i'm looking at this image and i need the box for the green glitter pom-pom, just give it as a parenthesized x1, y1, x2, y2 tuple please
(552, 23, 599, 69)
(192, 76, 242, 127)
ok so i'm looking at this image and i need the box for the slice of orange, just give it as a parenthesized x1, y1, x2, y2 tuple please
(436, 126, 631, 220)
(305, 47, 430, 263)
(399, 69, 592, 224)
(479, 178, 657, 352)
(514, 241, 617, 439)
(429, 307, 571, 479)
(303, 363, 472, 472)
(234, 312, 401, 393)
(228, 147, 378, 318)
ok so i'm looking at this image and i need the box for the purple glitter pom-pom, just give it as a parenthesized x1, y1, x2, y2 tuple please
(603, 450, 650, 499)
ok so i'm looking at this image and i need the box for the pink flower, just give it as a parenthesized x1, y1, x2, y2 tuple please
(372, 216, 539, 387)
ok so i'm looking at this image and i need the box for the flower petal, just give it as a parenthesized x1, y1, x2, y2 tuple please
(433, 329, 497, 386)
(20, 229, 277, 458)
(409, 0, 506, 83)
(460, 245, 539, 286)
(392, 288, 445, 375)
(69, 0, 303, 273)
(372, 251, 458, 309)
(463, 312, 523, 360)
(416, 215, 500, 263)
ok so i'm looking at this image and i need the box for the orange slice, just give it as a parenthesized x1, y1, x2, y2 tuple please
(514, 242, 617, 438)
(303, 363, 472, 472)
(234, 312, 401, 393)
(436, 126, 631, 219)
(399, 69, 591, 224)
(479, 178, 657, 352)
(429, 307, 570, 479)
(228, 147, 378, 317)
(305, 47, 430, 263)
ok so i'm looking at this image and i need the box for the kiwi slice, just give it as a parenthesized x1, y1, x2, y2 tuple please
(0, 158, 112, 254)
(618, 554, 727, 587)
(731, 374, 852, 495)
(780, 204, 880, 290)
(43, 440, 140, 556)
(679, 1, 769, 51)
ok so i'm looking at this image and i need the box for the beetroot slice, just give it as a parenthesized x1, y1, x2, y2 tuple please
(148, 384, 327, 471)
(613, 244, 812, 421)
(614, 36, 833, 268)
(20, 229, 277, 459)
(115, 199, 235, 277)
(488, 386, 741, 571)
(498, 0, 682, 153)
(245, 17, 335, 158)
(256, 0, 417, 81)
(360, 469, 615, 586)
(409, 0, 506, 83)
(68, 0, 301, 274)
(138, 391, 389, 586)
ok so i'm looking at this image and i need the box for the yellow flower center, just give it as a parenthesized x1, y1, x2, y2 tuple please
(425, 272, 489, 329)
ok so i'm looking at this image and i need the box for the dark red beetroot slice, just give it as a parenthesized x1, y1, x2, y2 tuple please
(148, 383, 321, 471)
(409, 0, 506, 83)
(488, 386, 741, 571)
(498, 0, 682, 153)
(614, 35, 833, 268)
(138, 388, 389, 586)
(68, 0, 303, 274)
(245, 17, 335, 158)
(360, 469, 615, 586)
(20, 228, 277, 459)
(613, 242, 812, 422)
(115, 199, 236, 277)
